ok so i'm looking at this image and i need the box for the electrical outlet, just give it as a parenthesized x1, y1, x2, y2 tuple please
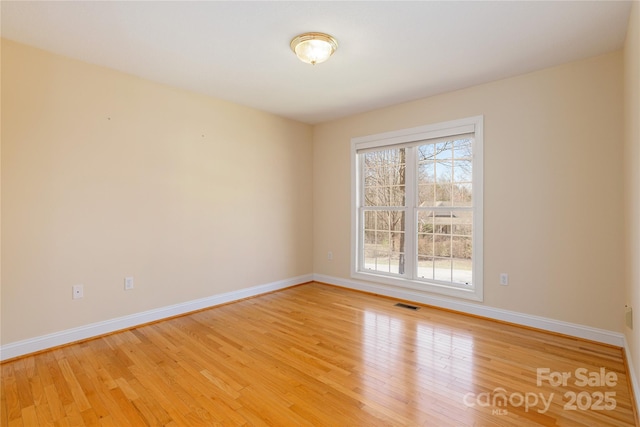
(327, 251, 333, 261)
(72, 284, 84, 299)
(124, 276, 134, 291)
(626, 305, 633, 329)
(499, 273, 509, 286)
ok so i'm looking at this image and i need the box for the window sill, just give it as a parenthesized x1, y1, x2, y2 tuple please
(351, 270, 483, 302)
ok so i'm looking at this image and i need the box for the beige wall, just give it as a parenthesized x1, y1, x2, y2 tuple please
(0, 40, 3, 346)
(0, 29, 632, 348)
(313, 51, 625, 331)
(1, 39, 313, 344)
(624, 1, 640, 388)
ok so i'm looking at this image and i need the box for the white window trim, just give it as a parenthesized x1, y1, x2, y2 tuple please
(350, 115, 484, 301)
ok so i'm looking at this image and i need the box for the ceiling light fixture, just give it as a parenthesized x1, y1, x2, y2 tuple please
(290, 32, 338, 65)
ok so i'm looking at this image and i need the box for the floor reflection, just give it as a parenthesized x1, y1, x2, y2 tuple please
(361, 308, 475, 422)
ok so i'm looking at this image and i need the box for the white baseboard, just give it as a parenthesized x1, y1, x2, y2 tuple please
(623, 334, 640, 421)
(313, 273, 626, 347)
(0, 274, 312, 361)
(0, 272, 627, 358)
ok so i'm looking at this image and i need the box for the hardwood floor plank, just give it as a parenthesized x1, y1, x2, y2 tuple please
(12, 360, 34, 411)
(42, 385, 65, 424)
(1, 282, 637, 426)
(1, 365, 21, 423)
(0, 371, 8, 427)
(56, 360, 90, 413)
(62, 401, 86, 427)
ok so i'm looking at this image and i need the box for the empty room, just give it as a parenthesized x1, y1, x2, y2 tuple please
(1, 1, 639, 426)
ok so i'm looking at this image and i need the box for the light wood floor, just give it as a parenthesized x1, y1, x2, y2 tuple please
(1, 282, 637, 426)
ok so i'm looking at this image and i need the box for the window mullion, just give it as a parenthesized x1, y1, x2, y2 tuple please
(357, 154, 363, 272)
(358, 206, 365, 273)
(404, 147, 417, 279)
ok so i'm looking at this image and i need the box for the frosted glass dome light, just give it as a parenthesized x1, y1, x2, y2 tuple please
(290, 32, 338, 65)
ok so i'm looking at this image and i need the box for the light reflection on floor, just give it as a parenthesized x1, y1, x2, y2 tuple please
(361, 308, 476, 423)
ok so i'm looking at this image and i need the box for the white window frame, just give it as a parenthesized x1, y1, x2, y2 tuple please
(351, 116, 483, 301)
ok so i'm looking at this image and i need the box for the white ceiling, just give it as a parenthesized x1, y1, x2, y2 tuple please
(1, 1, 633, 124)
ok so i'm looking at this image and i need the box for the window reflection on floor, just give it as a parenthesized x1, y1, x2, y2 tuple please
(362, 311, 405, 367)
(362, 309, 475, 420)
(415, 324, 474, 390)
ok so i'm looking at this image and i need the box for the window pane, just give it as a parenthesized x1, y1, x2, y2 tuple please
(453, 159, 472, 182)
(452, 211, 473, 236)
(418, 145, 436, 206)
(418, 144, 435, 161)
(436, 158, 453, 177)
(453, 182, 472, 207)
(420, 139, 474, 209)
(452, 236, 472, 259)
(435, 184, 452, 206)
(364, 211, 377, 231)
(390, 211, 405, 232)
(376, 210, 390, 228)
(364, 186, 377, 206)
(433, 235, 451, 257)
(418, 162, 435, 182)
(453, 156, 472, 207)
(417, 209, 472, 286)
(434, 258, 452, 282)
(417, 256, 434, 280)
(390, 252, 405, 275)
(435, 141, 453, 160)
(361, 210, 405, 276)
(418, 233, 434, 257)
(452, 258, 472, 285)
(453, 138, 472, 159)
(377, 186, 390, 206)
(364, 230, 375, 245)
(364, 247, 377, 270)
(375, 231, 388, 247)
(391, 231, 404, 250)
(418, 183, 436, 206)
(363, 148, 405, 207)
(390, 185, 406, 206)
(436, 158, 452, 205)
(434, 211, 453, 235)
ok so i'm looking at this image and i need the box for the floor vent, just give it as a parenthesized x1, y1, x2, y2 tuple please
(395, 303, 420, 311)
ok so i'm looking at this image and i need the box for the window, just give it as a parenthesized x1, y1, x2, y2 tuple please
(351, 116, 483, 301)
